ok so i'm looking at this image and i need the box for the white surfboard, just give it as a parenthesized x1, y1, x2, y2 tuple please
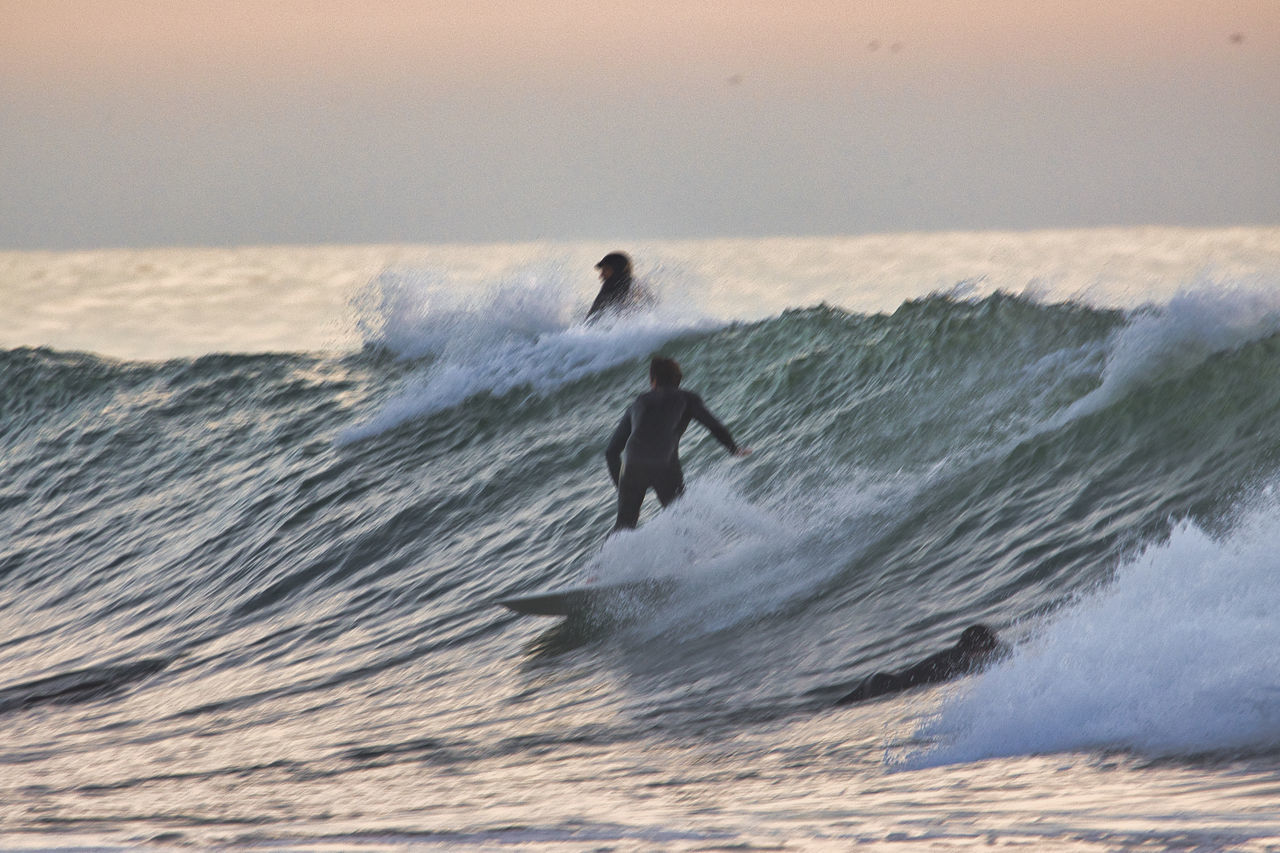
(497, 577, 675, 617)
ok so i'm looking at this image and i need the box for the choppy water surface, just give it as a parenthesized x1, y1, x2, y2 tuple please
(3, 229, 1280, 849)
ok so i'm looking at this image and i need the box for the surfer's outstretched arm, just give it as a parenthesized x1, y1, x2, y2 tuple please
(685, 392, 751, 456)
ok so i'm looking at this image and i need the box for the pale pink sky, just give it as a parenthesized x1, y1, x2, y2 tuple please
(5, 2, 1269, 92)
(2, 1, 1277, 248)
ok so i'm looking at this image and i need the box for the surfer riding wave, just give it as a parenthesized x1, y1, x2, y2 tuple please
(605, 357, 752, 533)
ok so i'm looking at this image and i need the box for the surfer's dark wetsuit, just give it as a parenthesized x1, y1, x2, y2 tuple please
(605, 385, 742, 532)
(586, 251, 638, 322)
(835, 625, 1004, 705)
(586, 271, 634, 321)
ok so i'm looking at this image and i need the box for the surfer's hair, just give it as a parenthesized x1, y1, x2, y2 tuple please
(649, 357, 683, 388)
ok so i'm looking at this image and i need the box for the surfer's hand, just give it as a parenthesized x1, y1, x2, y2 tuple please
(733, 447, 753, 457)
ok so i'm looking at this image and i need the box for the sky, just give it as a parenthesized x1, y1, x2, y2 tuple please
(2, 0, 1278, 250)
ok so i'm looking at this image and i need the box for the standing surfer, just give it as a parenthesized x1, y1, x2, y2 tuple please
(605, 357, 751, 533)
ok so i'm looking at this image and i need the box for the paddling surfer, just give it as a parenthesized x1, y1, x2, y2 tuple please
(605, 357, 751, 533)
(836, 624, 1004, 705)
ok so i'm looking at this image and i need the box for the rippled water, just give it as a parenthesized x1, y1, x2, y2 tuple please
(3, 228, 1280, 850)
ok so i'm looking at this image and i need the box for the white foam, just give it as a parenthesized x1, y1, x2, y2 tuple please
(591, 468, 929, 641)
(1059, 280, 1280, 423)
(338, 262, 719, 442)
(912, 488, 1280, 764)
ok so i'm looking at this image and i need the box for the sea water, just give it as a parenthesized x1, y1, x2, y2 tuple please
(3, 227, 1280, 849)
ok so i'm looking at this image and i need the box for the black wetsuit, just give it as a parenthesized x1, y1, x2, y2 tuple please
(586, 273, 634, 321)
(835, 626, 1003, 705)
(605, 386, 740, 531)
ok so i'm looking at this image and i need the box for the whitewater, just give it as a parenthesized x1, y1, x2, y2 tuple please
(3, 227, 1280, 850)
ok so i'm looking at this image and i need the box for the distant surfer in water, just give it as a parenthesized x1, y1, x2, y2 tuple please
(586, 251, 639, 322)
(835, 624, 1004, 705)
(605, 356, 751, 533)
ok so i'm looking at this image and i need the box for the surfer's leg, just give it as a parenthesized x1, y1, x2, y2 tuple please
(613, 465, 649, 531)
(653, 462, 685, 507)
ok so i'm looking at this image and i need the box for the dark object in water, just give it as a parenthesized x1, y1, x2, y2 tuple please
(836, 625, 1003, 705)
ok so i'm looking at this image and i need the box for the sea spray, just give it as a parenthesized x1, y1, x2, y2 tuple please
(911, 488, 1280, 764)
(338, 261, 722, 442)
(1058, 282, 1280, 424)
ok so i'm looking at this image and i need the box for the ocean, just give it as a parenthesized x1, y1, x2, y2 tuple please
(4, 227, 1280, 850)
